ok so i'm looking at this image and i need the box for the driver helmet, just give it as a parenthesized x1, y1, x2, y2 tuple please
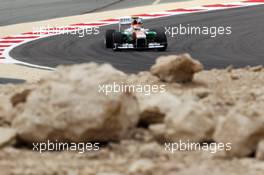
(131, 17, 142, 30)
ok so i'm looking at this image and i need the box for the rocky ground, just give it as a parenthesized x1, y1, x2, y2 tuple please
(0, 54, 264, 175)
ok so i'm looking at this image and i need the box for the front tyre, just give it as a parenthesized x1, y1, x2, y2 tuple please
(113, 32, 123, 51)
(105, 29, 116, 48)
(154, 28, 168, 51)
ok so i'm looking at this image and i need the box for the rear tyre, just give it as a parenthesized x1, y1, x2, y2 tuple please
(154, 28, 168, 51)
(113, 32, 123, 51)
(105, 29, 115, 48)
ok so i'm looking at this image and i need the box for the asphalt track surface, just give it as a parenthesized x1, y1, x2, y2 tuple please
(0, 78, 25, 84)
(0, 0, 177, 26)
(10, 5, 264, 73)
(97, 0, 191, 12)
(0, 0, 119, 26)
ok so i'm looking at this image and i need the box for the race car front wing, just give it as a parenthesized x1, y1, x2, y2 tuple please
(114, 43, 166, 50)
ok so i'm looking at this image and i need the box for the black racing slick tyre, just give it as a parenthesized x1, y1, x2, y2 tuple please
(154, 28, 168, 51)
(105, 29, 115, 48)
(113, 32, 123, 51)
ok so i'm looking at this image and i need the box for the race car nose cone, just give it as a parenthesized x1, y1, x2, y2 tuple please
(135, 31, 146, 39)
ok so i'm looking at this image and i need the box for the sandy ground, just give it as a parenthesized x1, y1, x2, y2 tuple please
(0, 64, 51, 83)
(0, 0, 239, 82)
(1, 61, 264, 175)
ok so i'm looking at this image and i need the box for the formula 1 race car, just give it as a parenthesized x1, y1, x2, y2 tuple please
(105, 16, 167, 51)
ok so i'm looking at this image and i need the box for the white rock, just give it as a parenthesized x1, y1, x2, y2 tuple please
(0, 95, 13, 126)
(12, 63, 140, 143)
(214, 104, 264, 157)
(128, 159, 155, 174)
(256, 140, 264, 160)
(97, 173, 122, 175)
(150, 54, 203, 83)
(137, 92, 181, 125)
(151, 101, 214, 143)
(0, 127, 16, 148)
